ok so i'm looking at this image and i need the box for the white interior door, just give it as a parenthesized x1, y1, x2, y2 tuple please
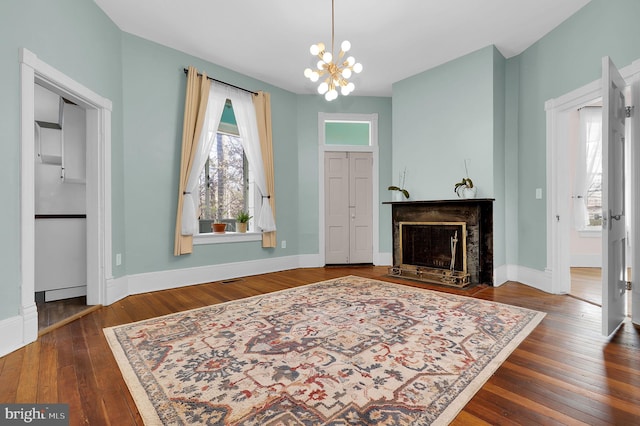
(325, 152, 350, 263)
(632, 79, 640, 326)
(324, 152, 372, 264)
(349, 153, 373, 263)
(601, 56, 628, 336)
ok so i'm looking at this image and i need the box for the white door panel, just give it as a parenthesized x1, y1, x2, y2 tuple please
(350, 153, 373, 263)
(325, 152, 373, 264)
(601, 56, 627, 336)
(325, 153, 350, 263)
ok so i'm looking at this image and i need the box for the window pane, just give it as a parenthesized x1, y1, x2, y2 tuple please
(199, 133, 247, 232)
(585, 114, 602, 227)
(325, 121, 370, 145)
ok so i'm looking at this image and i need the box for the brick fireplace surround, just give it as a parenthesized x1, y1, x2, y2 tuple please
(384, 199, 494, 286)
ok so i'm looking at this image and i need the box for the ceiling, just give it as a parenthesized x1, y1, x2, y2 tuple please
(94, 0, 591, 97)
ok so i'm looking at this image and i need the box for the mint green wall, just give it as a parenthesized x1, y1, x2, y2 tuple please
(0, 0, 124, 321)
(392, 45, 505, 268)
(4, 0, 640, 327)
(295, 96, 393, 255)
(392, 46, 497, 201)
(121, 34, 299, 274)
(504, 58, 520, 266)
(492, 48, 506, 267)
(514, 0, 640, 270)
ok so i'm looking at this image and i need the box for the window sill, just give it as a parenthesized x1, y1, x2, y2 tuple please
(193, 232, 262, 245)
(578, 228, 602, 238)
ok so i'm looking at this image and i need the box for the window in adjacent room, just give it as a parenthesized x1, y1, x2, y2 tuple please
(574, 105, 602, 231)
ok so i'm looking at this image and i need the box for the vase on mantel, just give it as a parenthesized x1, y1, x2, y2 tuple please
(459, 186, 477, 199)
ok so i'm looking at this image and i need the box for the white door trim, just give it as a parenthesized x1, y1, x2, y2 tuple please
(318, 113, 380, 265)
(546, 58, 640, 295)
(19, 48, 112, 344)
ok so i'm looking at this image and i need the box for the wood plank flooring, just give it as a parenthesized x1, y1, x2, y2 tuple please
(1, 266, 639, 425)
(570, 267, 602, 306)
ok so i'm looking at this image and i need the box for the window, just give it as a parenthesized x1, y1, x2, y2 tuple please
(324, 121, 371, 145)
(574, 106, 602, 230)
(197, 101, 253, 234)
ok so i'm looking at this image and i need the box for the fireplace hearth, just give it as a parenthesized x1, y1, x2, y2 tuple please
(384, 199, 494, 287)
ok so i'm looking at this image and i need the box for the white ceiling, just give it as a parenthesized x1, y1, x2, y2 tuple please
(94, 0, 591, 97)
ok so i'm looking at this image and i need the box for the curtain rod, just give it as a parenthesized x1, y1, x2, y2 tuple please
(183, 68, 257, 95)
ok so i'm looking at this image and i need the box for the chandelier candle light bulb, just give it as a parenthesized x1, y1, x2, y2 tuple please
(303, 0, 362, 101)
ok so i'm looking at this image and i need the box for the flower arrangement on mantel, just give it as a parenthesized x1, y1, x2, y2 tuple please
(388, 168, 410, 200)
(454, 159, 477, 199)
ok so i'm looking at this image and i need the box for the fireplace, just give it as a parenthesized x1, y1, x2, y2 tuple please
(384, 199, 493, 287)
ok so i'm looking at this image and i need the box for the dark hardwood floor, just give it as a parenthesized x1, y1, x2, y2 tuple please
(1, 266, 639, 425)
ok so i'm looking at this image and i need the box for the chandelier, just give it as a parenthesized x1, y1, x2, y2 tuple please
(303, 0, 363, 101)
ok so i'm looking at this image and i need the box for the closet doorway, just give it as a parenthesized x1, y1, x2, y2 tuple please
(324, 152, 373, 264)
(20, 48, 112, 341)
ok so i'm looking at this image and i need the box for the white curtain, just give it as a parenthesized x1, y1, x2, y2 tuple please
(182, 82, 276, 234)
(181, 83, 229, 235)
(573, 106, 602, 230)
(229, 89, 276, 232)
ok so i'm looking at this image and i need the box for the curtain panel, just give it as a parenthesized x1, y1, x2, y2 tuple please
(181, 84, 229, 236)
(175, 70, 277, 255)
(253, 92, 277, 248)
(174, 67, 210, 255)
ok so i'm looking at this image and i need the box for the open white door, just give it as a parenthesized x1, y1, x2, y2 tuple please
(632, 79, 640, 326)
(601, 57, 628, 336)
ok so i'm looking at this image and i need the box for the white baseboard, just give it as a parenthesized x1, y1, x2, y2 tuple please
(570, 254, 602, 268)
(45, 285, 86, 302)
(297, 254, 323, 268)
(501, 264, 553, 293)
(0, 303, 38, 358)
(375, 252, 392, 266)
(494, 265, 508, 286)
(126, 253, 393, 297)
(106, 275, 129, 305)
(127, 255, 304, 295)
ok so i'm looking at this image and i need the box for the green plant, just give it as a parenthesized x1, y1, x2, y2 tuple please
(388, 185, 410, 199)
(454, 159, 474, 197)
(454, 178, 474, 197)
(235, 211, 252, 223)
(389, 167, 410, 199)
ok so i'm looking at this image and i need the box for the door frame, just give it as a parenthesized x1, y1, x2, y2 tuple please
(19, 48, 112, 343)
(546, 58, 640, 296)
(318, 113, 380, 265)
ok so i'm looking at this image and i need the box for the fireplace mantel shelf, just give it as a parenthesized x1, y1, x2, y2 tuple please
(383, 198, 495, 205)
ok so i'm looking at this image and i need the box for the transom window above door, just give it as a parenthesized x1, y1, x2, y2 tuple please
(318, 113, 378, 148)
(324, 121, 370, 146)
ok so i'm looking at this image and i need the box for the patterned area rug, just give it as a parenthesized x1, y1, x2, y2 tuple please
(104, 276, 545, 425)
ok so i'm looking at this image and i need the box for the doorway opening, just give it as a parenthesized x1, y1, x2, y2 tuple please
(546, 57, 640, 331)
(33, 83, 90, 331)
(20, 48, 112, 343)
(566, 99, 604, 306)
(318, 113, 380, 265)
